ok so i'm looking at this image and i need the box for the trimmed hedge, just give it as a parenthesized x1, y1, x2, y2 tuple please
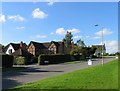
(14, 56, 27, 65)
(38, 54, 82, 65)
(2, 54, 14, 67)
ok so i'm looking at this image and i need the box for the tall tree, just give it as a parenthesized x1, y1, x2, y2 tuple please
(63, 31, 73, 47)
(63, 31, 73, 54)
(76, 39, 86, 48)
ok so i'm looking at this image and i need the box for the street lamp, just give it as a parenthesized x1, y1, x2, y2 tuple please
(101, 28, 104, 65)
(95, 24, 104, 65)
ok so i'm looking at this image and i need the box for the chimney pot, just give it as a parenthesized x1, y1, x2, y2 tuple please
(20, 41, 23, 47)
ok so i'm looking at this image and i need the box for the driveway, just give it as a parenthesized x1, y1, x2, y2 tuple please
(2, 57, 116, 89)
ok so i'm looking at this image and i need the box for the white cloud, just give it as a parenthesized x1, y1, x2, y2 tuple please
(36, 35, 47, 38)
(99, 40, 118, 54)
(67, 28, 80, 34)
(93, 36, 101, 39)
(32, 8, 48, 19)
(56, 28, 66, 35)
(0, 14, 6, 23)
(85, 36, 90, 38)
(56, 27, 80, 35)
(95, 28, 113, 36)
(74, 36, 82, 39)
(47, 0, 54, 5)
(50, 32, 54, 35)
(16, 27, 25, 30)
(8, 15, 25, 22)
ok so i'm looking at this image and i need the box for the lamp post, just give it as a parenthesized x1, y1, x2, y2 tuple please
(95, 24, 104, 65)
(101, 28, 104, 65)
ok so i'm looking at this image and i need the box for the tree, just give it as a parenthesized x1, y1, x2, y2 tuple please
(70, 45, 96, 59)
(63, 31, 73, 54)
(63, 31, 73, 48)
(76, 39, 86, 48)
(0, 44, 4, 53)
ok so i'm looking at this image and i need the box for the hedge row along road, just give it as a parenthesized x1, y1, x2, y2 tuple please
(2, 57, 116, 89)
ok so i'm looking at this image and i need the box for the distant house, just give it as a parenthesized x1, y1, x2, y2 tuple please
(4, 41, 27, 55)
(92, 44, 106, 57)
(27, 41, 67, 56)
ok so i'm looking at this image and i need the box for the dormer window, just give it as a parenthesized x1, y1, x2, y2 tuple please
(8, 49, 12, 54)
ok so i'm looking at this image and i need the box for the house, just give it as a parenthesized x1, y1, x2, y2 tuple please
(12, 47, 33, 57)
(4, 41, 27, 55)
(27, 41, 67, 56)
(92, 44, 106, 57)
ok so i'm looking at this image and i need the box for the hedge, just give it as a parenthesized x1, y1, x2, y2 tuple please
(38, 54, 82, 65)
(2, 54, 14, 67)
(14, 56, 27, 65)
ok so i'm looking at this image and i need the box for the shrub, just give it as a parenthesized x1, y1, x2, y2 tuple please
(2, 54, 14, 67)
(14, 56, 27, 65)
(38, 54, 72, 65)
(32, 56, 38, 63)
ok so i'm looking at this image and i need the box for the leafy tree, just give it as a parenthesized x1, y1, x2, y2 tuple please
(63, 31, 73, 47)
(63, 31, 73, 54)
(70, 45, 81, 55)
(70, 45, 96, 59)
(0, 44, 4, 53)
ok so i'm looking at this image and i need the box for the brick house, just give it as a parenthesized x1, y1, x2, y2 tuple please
(27, 41, 67, 56)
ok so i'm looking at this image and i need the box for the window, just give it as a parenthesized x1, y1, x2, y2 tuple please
(8, 49, 12, 54)
(50, 48, 54, 54)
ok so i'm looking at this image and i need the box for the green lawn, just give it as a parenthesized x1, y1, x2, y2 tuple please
(12, 59, 118, 89)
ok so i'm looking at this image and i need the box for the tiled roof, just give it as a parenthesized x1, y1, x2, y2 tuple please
(29, 41, 65, 50)
(12, 48, 33, 56)
(4, 42, 27, 52)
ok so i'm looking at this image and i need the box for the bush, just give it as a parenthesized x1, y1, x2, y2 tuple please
(2, 54, 14, 67)
(14, 56, 27, 65)
(32, 56, 38, 63)
(38, 54, 74, 65)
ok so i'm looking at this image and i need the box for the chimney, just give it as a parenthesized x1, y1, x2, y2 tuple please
(20, 41, 23, 47)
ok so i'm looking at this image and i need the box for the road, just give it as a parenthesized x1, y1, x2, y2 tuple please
(2, 58, 116, 89)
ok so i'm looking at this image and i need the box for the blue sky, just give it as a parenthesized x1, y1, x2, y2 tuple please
(1, 2, 118, 53)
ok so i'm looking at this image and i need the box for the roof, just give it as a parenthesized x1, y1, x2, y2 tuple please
(12, 48, 33, 56)
(4, 42, 27, 52)
(92, 44, 106, 50)
(28, 41, 65, 49)
(10, 43, 20, 50)
(28, 41, 48, 49)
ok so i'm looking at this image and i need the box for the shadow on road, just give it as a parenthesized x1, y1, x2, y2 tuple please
(2, 66, 63, 90)
(2, 78, 22, 90)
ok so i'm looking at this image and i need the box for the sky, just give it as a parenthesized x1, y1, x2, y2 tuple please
(0, 2, 118, 54)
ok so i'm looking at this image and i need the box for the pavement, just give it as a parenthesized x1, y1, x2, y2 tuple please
(2, 57, 116, 89)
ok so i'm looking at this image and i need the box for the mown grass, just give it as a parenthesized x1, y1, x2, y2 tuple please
(12, 59, 118, 89)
